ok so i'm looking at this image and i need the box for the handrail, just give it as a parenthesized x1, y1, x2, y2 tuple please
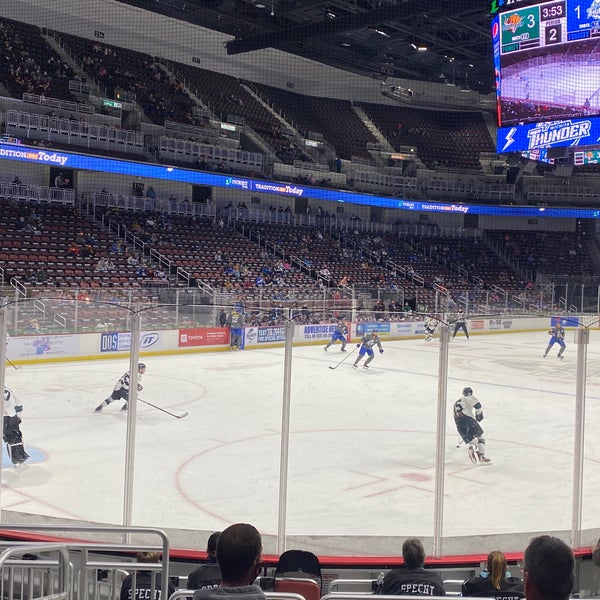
(0, 543, 72, 600)
(54, 313, 67, 329)
(328, 578, 376, 594)
(0, 525, 170, 600)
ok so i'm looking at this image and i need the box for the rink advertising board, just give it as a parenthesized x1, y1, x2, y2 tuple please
(551, 315, 580, 327)
(9, 334, 79, 358)
(471, 320, 486, 331)
(256, 326, 286, 343)
(357, 322, 392, 336)
(493, 0, 600, 153)
(178, 327, 229, 347)
(300, 324, 339, 341)
(243, 326, 286, 345)
(100, 331, 163, 352)
(489, 318, 514, 329)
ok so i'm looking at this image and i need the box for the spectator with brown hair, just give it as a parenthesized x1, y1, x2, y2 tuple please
(193, 523, 265, 600)
(462, 551, 524, 600)
(119, 552, 175, 600)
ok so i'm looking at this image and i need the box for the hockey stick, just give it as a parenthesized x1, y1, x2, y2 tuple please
(138, 398, 188, 419)
(328, 347, 357, 370)
(6, 358, 19, 370)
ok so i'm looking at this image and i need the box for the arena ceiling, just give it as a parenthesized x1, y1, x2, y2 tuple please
(117, 0, 495, 94)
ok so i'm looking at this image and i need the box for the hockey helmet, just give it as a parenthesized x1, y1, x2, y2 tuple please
(138, 363, 146, 371)
(463, 386, 473, 396)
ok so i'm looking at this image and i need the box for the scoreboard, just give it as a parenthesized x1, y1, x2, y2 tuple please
(573, 148, 600, 164)
(494, 0, 600, 153)
(499, 0, 600, 56)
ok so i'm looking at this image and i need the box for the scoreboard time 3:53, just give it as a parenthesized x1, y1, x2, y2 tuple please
(499, 0, 600, 55)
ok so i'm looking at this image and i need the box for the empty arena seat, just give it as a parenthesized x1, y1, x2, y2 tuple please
(275, 550, 322, 585)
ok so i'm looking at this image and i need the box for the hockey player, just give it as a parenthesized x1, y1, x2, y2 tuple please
(3, 387, 29, 467)
(452, 308, 469, 339)
(95, 363, 146, 412)
(424, 316, 438, 342)
(454, 387, 491, 465)
(228, 306, 245, 350)
(353, 330, 384, 369)
(543, 322, 566, 359)
(324, 319, 348, 352)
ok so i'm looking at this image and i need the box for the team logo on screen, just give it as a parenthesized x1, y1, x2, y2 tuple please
(502, 13, 523, 34)
(526, 120, 592, 149)
(588, 0, 600, 20)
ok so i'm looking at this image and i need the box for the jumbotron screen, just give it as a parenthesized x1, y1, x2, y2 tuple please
(493, 0, 600, 153)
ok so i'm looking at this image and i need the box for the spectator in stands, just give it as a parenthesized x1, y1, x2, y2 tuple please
(462, 551, 524, 600)
(193, 523, 265, 600)
(119, 551, 175, 600)
(218, 309, 228, 328)
(319, 266, 331, 283)
(522, 536, 574, 600)
(373, 299, 385, 320)
(54, 172, 65, 188)
(376, 538, 445, 596)
(25, 318, 40, 333)
(146, 186, 156, 199)
(188, 532, 222, 590)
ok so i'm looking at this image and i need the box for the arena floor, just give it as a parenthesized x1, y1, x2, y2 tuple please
(2, 330, 600, 556)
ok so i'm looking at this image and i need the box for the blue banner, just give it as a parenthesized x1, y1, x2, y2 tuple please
(3, 142, 600, 219)
(498, 116, 600, 154)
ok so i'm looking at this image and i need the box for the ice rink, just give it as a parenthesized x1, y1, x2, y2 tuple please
(3, 329, 600, 555)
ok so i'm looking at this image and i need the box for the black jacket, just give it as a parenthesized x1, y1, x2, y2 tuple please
(462, 575, 524, 600)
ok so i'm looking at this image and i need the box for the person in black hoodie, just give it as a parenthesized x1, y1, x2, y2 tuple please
(462, 551, 524, 600)
(188, 532, 222, 590)
(120, 552, 175, 600)
(377, 538, 445, 596)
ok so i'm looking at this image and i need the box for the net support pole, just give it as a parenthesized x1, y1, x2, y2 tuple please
(123, 311, 142, 537)
(571, 326, 588, 549)
(277, 312, 295, 555)
(0, 304, 8, 520)
(432, 323, 450, 557)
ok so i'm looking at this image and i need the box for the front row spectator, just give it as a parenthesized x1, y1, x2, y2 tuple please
(120, 552, 175, 600)
(188, 532, 222, 590)
(462, 551, 524, 599)
(193, 523, 265, 600)
(522, 535, 574, 600)
(376, 538, 445, 596)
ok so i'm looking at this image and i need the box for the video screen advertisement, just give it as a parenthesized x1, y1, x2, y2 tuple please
(494, 0, 600, 153)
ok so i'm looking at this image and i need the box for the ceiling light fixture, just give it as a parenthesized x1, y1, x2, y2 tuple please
(368, 26, 390, 37)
